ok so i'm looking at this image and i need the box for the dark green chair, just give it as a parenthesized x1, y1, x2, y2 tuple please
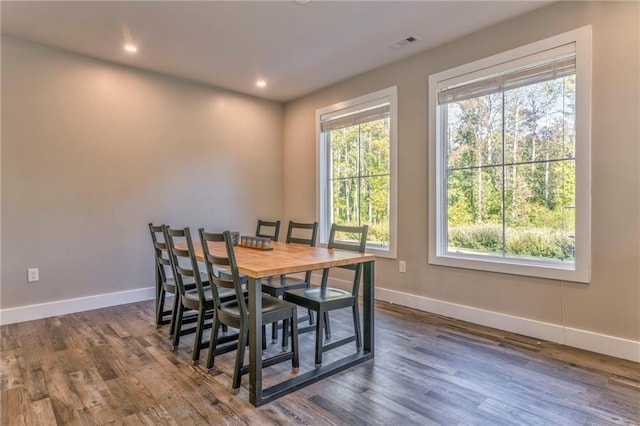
(261, 221, 318, 344)
(255, 219, 281, 241)
(284, 223, 368, 367)
(149, 223, 202, 335)
(199, 229, 299, 395)
(164, 226, 236, 365)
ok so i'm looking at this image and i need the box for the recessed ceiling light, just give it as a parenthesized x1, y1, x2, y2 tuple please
(256, 80, 267, 88)
(124, 44, 138, 53)
(294, 0, 310, 4)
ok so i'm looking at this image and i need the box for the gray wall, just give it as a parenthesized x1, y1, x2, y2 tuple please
(1, 37, 283, 308)
(282, 2, 640, 340)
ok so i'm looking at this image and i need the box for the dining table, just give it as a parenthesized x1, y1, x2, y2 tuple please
(189, 240, 376, 407)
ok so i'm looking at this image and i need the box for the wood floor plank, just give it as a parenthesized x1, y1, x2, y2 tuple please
(4, 386, 33, 426)
(1, 299, 638, 425)
(39, 352, 83, 425)
(29, 397, 58, 425)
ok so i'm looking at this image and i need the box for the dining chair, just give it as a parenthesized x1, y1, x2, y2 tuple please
(164, 226, 236, 365)
(255, 219, 281, 241)
(261, 221, 318, 345)
(149, 223, 202, 335)
(199, 229, 299, 395)
(284, 223, 368, 367)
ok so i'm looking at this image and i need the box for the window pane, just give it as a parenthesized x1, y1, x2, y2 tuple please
(447, 167, 503, 256)
(447, 94, 503, 170)
(504, 76, 576, 165)
(331, 177, 359, 227)
(328, 128, 358, 179)
(359, 119, 390, 177)
(360, 175, 390, 246)
(504, 161, 575, 262)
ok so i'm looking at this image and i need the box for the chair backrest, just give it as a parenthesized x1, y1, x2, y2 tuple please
(163, 226, 207, 302)
(286, 221, 319, 247)
(256, 219, 281, 241)
(328, 224, 368, 254)
(325, 223, 369, 295)
(285, 221, 319, 282)
(149, 223, 171, 284)
(199, 229, 247, 314)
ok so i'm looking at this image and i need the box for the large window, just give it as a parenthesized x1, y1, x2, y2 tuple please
(317, 87, 397, 258)
(428, 27, 591, 282)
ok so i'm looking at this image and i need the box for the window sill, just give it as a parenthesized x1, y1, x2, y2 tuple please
(429, 253, 589, 283)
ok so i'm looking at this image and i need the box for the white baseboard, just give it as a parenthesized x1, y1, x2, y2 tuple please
(376, 287, 639, 363)
(0, 286, 156, 325)
(312, 274, 640, 363)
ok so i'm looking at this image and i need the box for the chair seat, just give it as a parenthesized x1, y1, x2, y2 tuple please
(164, 273, 208, 293)
(286, 287, 352, 301)
(183, 286, 235, 304)
(262, 275, 308, 292)
(219, 294, 295, 319)
(215, 268, 249, 284)
(284, 287, 355, 311)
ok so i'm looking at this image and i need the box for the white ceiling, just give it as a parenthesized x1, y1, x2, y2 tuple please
(1, 1, 550, 102)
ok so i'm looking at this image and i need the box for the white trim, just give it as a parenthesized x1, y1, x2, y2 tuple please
(0, 286, 155, 325)
(310, 272, 639, 362)
(428, 26, 592, 283)
(376, 287, 639, 363)
(315, 86, 398, 259)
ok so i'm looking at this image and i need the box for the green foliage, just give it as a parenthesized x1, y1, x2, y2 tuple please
(328, 118, 390, 245)
(445, 75, 577, 262)
(449, 224, 575, 260)
(448, 224, 503, 253)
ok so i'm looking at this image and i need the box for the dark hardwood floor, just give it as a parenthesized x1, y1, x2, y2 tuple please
(1, 299, 639, 425)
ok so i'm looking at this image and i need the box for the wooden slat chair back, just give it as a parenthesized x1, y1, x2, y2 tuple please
(255, 219, 281, 241)
(198, 230, 248, 318)
(325, 223, 368, 294)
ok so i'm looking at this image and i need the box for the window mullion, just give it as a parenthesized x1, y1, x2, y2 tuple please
(501, 90, 507, 257)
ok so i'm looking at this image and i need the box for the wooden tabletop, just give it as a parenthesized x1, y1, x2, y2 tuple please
(189, 241, 376, 279)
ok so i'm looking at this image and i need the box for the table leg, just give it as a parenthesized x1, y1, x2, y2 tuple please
(248, 277, 263, 406)
(362, 260, 375, 354)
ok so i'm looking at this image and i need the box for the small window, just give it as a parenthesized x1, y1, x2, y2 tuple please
(317, 87, 397, 258)
(428, 27, 591, 282)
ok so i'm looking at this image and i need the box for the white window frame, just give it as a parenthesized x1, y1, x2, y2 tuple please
(316, 86, 398, 258)
(428, 27, 592, 283)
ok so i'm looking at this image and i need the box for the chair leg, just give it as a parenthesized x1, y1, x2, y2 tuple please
(169, 293, 180, 337)
(206, 316, 221, 370)
(315, 309, 324, 367)
(233, 326, 248, 394)
(307, 309, 314, 326)
(262, 325, 267, 350)
(324, 311, 331, 340)
(192, 306, 206, 365)
(272, 321, 278, 343)
(352, 303, 362, 352)
(154, 269, 163, 326)
(281, 319, 289, 352)
(156, 288, 166, 327)
(172, 302, 184, 350)
(291, 312, 299, 372)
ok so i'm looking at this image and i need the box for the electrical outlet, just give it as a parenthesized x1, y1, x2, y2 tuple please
(27, 268, 39, 282)
(399, 260, 406, 273)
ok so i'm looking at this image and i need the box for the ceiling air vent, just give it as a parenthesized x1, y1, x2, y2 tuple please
(388, 36, 420, 51)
